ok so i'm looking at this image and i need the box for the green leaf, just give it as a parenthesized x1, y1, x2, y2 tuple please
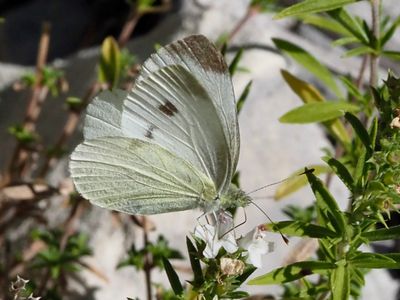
(281, 69, 324, 103)
(274, 165, 330, 200)
(279, 102, 359, 124)
(383, 50, 400, 60)
(300, 14, 352, 36)
(162, 257, 183, 295)
(229, 48, 243, 75)
(369, 117, 378, 149)
(350, 253, 399, 269)
(305, 170, 346, 235)
(339, 76, 364, 101)
(236, 80, 252, 114)
(343, 46, 374, 58)
(248, 261, 335, 285)
(322, 156, 354, 191)
(353, 147, 367, 185)
(331, 261, 350, 300)
(186, 237, 203, 285)
(361, 225, 400, 242)
(328, 8, 369, 45)
(281, 70, 350, 144)
(381, 16, 400, 47)
(345, 112, 372, 153)
(272, 39, 342, 97)
(274, 0, 356, 19)
(332, 36, 359, 47)
(98, 36, 121, 88)
(270, 221, 340, 238)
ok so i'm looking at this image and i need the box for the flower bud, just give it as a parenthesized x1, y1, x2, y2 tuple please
(220, 257, 245, 276)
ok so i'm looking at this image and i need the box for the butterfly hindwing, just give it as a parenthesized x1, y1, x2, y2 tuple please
(70, 137, 217, 215)
(122, 64, 231, 193)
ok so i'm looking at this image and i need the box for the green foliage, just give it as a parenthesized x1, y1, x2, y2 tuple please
(98, 36, 121, 88)
(8, 124, 36, 144)
(275, 0, 357, 19)
(117, 235, 183, 271)
(30, 229, 92, 279)
(279, 101, 359, 123)
(260, 4, 400, 295)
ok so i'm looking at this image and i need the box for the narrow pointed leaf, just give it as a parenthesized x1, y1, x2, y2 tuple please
(186, 237, 203, 284)
(383, 50, 400, 60)
(273, 39, 342, 97)
(248, 261, 335, 285)
(369, 117, 378, 149)
(300, 14, 351, 36)
(281, 70, 350, 144)
(350, 253, 399, 269)
(343, 46, 374, 58)
(237, 80, 252, 114)
(269, 221, 340, 238)
(322, 156, 354, 191)
(305, 170, 346, 235)
(345, 113, 372, 152)
(275, 0, 356, 20)
(279, 102, 359, 124)
(361, 225, 400, 242)
(331, 261, 350, 300)
(328, 8, 369, 44)
(274, 165, 330, 200)
(229, 48, 243, 75)
(162, 257, 183, 295)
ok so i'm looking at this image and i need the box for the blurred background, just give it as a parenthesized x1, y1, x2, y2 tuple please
(0, 0, 399, 299)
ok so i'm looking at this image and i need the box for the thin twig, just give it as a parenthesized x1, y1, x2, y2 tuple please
(369, 0, 380, 87)
(7, 22, 51, 181)
(142, 217, 152, 300)
(38, 83, 99, 177)
(227, 4, 261, 43)
(118, 0, 171, 48)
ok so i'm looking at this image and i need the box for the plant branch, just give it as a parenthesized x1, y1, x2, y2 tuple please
(369, 0, 380, 87)
(6, 22, 51, 181)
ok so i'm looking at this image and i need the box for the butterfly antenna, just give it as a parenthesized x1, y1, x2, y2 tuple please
(249, 198, 289, 245)
(246, 168, 315, 196)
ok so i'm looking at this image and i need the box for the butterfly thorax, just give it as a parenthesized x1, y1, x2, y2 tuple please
(219, 184, 252, 210)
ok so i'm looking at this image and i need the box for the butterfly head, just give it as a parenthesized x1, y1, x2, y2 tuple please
(220, 184, 252, 210)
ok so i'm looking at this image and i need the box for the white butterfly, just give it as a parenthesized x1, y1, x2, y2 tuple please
(69, 35, 251, 215)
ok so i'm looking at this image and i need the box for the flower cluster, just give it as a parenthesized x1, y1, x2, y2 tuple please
(194, 213, 274, 269)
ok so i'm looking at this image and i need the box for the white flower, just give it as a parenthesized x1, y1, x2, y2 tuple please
(238, 225, 274, 268)
(194, 224, 238, 258)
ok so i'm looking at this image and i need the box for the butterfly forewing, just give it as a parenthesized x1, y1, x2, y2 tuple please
(133, 35, 240, 193)
(122, 64, 231, 193)
(83, 89, 127, 140)
(70, 137, 217, 215)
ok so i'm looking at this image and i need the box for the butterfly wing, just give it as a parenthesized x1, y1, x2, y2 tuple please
(70, 137, 217, 215)
(83, 89, 127, 140)
(123, 35, 239, 192)
(122, 64, 233, 193)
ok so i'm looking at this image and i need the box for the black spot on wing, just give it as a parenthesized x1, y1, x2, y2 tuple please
(159, 101, 178, 116)
(145, 125, 156, 139)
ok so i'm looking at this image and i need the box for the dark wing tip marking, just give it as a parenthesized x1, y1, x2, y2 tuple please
(159, 100, 178, 116)
(177, 35, 227, 74)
